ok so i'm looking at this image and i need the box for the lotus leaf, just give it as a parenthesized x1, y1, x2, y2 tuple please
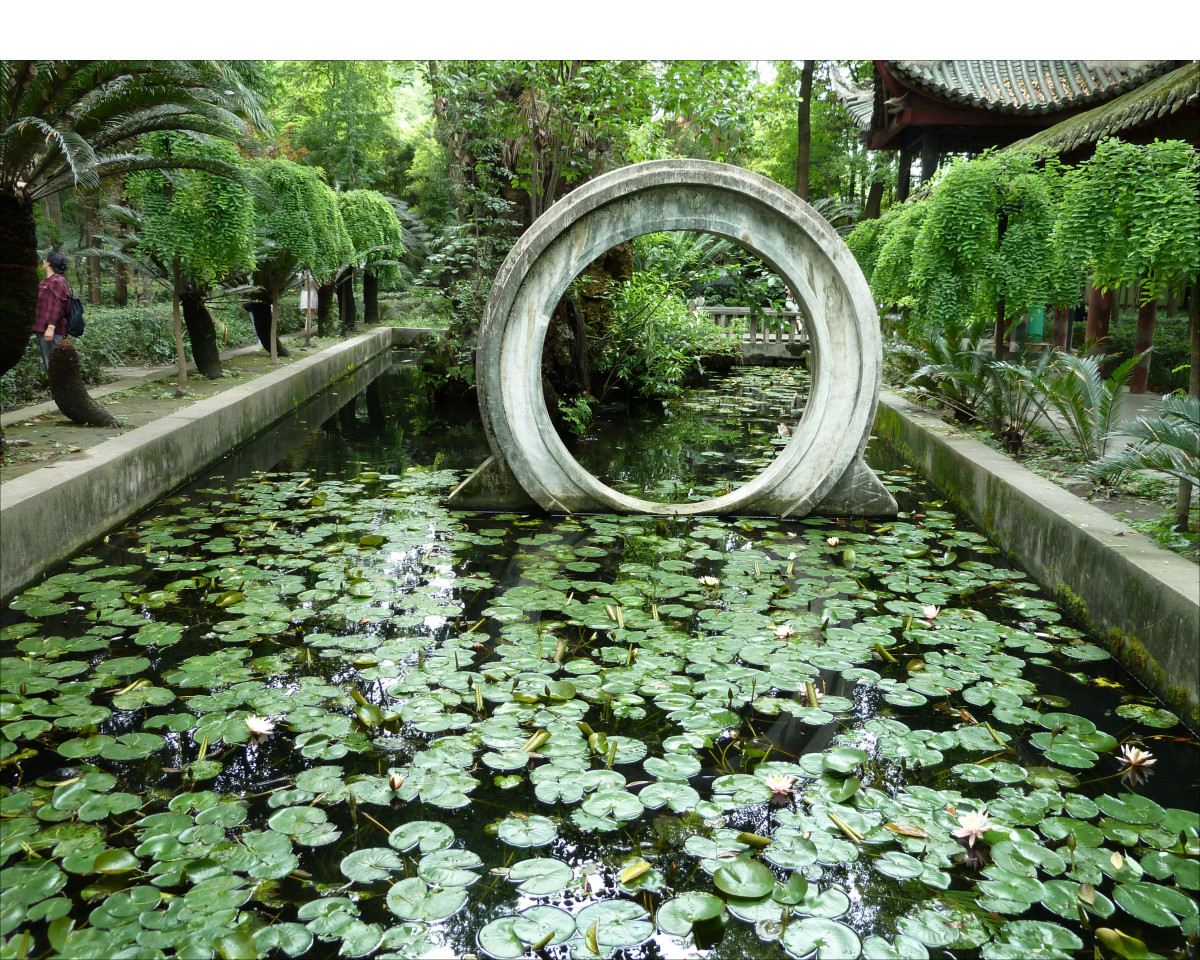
(385, 878, 466, 922)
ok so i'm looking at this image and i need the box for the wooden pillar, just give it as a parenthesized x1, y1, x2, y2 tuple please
(1085, 283, 1111, 354)
(1052, 306, 1069, 349)
(919, 129, 940, 184)
(897, 139, 914, 203)
(1130, 281, 1156, 394)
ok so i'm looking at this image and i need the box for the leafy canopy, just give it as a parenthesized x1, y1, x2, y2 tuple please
(1055, 137, 1200, 299)
(134, 133, 256, 289)
(338, 190, 404, 285)
(251, 158, 351, 293)
(0, 60, 267, 202)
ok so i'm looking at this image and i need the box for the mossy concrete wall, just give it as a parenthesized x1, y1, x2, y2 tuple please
(0, 329, 395, 604)
(876, 391, 1200, 728)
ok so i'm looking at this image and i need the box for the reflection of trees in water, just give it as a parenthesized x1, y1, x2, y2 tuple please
(570, 368, 811, 500)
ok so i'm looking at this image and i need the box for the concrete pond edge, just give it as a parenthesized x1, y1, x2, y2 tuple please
(1, 328, 397, 604)
(875, 390, 1200, 729)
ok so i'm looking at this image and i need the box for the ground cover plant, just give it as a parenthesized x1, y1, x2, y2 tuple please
(1, 364, 1196, 960)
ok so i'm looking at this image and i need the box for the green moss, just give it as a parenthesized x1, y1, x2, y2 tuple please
(1054, 583, 1091, 630)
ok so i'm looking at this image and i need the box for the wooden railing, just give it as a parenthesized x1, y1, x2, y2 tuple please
(703, 306, 808, 345)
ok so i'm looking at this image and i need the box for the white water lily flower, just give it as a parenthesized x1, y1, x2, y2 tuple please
(771, 623, 795, 639)
(826, 536, 839, 547)
(922, 604, 941, 621)
(388, 772, 406, 791)
(1118, 744, 1156, 769)
(698, 576, 720, 588)
(245, 715, 275, 741)
(952, 809, 993, 847)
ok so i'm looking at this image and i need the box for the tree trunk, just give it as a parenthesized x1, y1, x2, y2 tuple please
(113, 184, 129, 307)
(1085, 283, 1112, 355)
(114, 260, 129, 307)
(363, 268, 379, 324)
(863, 181, 884, 220)
(994, 298, 1011, 362)
(48, 341, 118, 427)
(172, 258, 188, 394)
(1166, 280, 1178, 318)
(1174, 278, 1200, 531)
(181, 288, 223, 379)
(795, 60, 815, 200)
(337, 268, 357, 334)
(1050, 306, 1068, 349)
(85, 200, 102, 306)
(1130, 285, 1156, 394)
(317, 284, 335, 338)
(270, 288, 279, 364)
(0, 192, 39, 382)
(245, 300, 290, 358)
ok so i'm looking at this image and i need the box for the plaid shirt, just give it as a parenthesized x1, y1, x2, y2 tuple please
(34, 272, 70, 335)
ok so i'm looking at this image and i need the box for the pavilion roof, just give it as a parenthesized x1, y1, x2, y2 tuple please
(1006, 61, 1199, 155)
(886, 61, 1174, 115)
(832, 61, 1184, 152)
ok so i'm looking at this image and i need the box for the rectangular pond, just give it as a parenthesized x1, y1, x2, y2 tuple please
(2, 353, 1197, 960)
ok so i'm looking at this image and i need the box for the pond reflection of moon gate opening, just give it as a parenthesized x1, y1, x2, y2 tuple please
(472, 159, 897, 518)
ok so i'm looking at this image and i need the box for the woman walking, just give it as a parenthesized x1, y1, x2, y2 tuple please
(33, 251, 71, 370)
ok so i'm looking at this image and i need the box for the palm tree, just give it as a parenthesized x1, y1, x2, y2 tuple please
(1, 61, 268, 391)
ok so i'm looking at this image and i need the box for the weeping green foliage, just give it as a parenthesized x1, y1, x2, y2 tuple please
(1088, 394, 1200, 488)
(338, 190, 405, 287)
(134, 133, 256, 289)
(251, 159, 351, 293)
(1055, 138, 1200, 299)
(911, 151, 1059, 329)
(868, 200, 929, 312)
(843, 216, 886, 282)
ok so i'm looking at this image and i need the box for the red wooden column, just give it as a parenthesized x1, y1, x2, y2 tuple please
(1086, 283, 1111, 354)
(1052, 307, 1070, 349)
(1130, 283, 1157, 394)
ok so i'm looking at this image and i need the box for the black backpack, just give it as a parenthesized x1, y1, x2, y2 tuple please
(66, 291, 84, 337)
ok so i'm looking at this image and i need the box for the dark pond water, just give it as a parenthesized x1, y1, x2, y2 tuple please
(1, 351, 1196, 960)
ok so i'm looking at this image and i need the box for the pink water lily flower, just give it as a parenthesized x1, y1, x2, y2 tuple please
(952, 809, 993, 847)
(762, 773, 796, 798)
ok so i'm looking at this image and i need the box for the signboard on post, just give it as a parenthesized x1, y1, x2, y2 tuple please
(300, 271, 317, 345)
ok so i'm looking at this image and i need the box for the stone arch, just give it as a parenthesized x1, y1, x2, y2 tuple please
(469, 159, 895, 518)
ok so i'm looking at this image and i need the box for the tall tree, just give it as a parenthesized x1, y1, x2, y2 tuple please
(134, 133, 257, 379)
(267, 60, 404, 191)
(1055, 138, 1200, 393)
(911, 151, 1063, 360)
(248, 159, 351, 356)
(0, 60, 267, 404)
(795, 60, 815, 200)
(337, 190, 404, 324)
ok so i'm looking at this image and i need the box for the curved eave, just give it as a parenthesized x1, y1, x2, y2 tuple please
(888, 60, 1176, 117)
(1006, 61, 1200, 156)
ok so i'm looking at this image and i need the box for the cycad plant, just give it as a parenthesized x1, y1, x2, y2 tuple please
(1087, 393, 1200, 490)
(911, 341, 1052, 454)
(1031, 349, 1147, 463)
(1, 61, 266, 388)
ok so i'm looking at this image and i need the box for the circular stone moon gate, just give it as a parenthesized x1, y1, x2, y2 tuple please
(452, 159, 897, 519)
